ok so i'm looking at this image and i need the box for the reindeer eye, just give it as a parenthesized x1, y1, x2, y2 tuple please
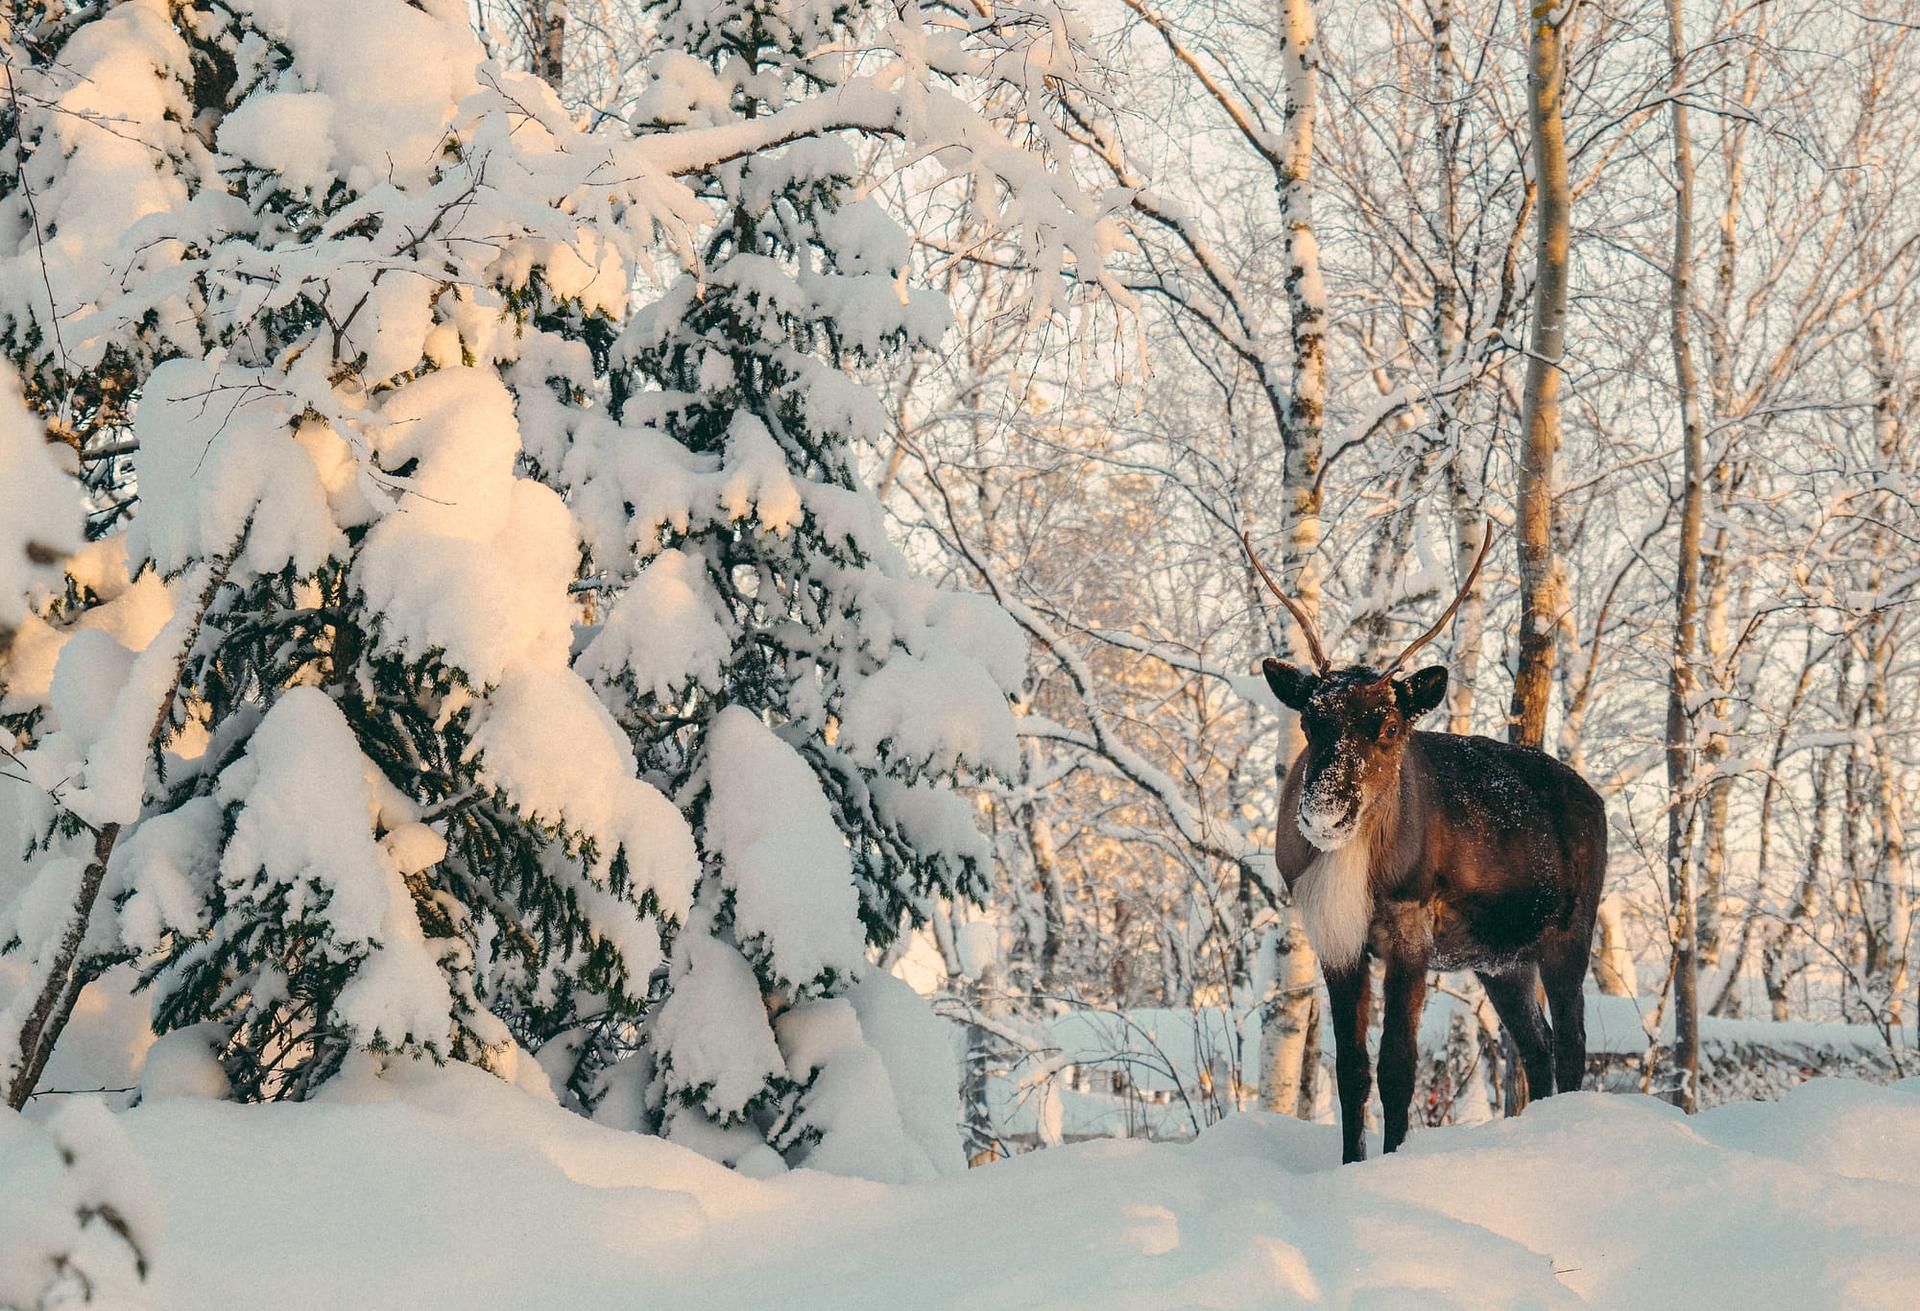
(1382, 720, 1398, 739)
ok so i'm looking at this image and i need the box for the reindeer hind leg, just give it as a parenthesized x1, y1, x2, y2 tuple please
(1541, 923, 1595, 1096)
(1478, 964, 1555, 1111)
(1541, 815, 1606, 1097)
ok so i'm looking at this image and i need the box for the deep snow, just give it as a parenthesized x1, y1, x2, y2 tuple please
(11, 1058, 1917, 1310)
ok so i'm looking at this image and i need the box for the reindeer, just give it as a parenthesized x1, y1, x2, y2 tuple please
(1245, 530, 1607, 1164)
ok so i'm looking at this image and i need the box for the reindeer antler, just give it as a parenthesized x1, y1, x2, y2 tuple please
(1240, 531, 1332, 673)
(1378, 523, 1497, 679)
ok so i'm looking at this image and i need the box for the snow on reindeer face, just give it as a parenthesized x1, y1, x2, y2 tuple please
(1263, 661, 1449, 850)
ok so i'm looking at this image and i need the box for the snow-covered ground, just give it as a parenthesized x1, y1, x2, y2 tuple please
(11, 1058, 1917, 1309)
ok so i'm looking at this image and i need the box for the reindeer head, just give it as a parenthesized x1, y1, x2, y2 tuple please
(1263, 662, 1445, 848)
(1244, 527, 1492, 851)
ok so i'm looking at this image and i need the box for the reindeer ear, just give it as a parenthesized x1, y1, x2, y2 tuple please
(1396, 665, 1449, 720)
(1262, 658, 1316, 711)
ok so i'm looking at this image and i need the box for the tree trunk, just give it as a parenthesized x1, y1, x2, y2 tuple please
(962, 948, 1005, 1164)
(1293, 990, 1321, 1119)
(1508, 0, 1570, 751)
(1714, 649, 1818, 1018)
(1431, 0, 1490, 738)
(1446, 471, 1488, 736)
(1864, 309, 1911, 1032)
(1764, 747, 1828, 1021)
(537, 0, 566, 89)
(1592, 894, 1638, 997)
(1258, 0, 1328, 1118)
(1692, 18, 1769, 978)
(1694, 552, 1733, 967)
(1, 548, 235, 1108)
(1840, 647, 1872, 1013)
(1662, 0, 1703, 1112)
(1260, 919, 1325, 1114)
(3, 822, 120, 1109)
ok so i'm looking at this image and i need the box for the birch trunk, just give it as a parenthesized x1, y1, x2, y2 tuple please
(1433, 0, 1488, 738)
(1764, 748, 1829, 1021)
(537, 0, 566, 89)
(1662, 0, 1703, 1112)
(1694, 18, 1764, 973)
(1446, 467, 1488, 736)
(1259, 0, 1327, 1117)
(1714, 647, 1819, 1018)
(1841, 647, 1870, 1002)
(1694, 535, 1733, 967)
(962, 949, 1005, 1163)
(1865, 310, 1912, 1032)
(1508, 0, 1570, 751)
(1592, 894, 1638, 997)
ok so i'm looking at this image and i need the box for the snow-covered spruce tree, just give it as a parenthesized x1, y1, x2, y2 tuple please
(1, 0, 1123, 1176)
(559, 0, 1034, 1177)
(0, 0, 703, 1104)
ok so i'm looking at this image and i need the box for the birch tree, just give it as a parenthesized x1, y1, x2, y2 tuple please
(1662, 0, 1703, 1113)
(1509, 0, 1572, 751)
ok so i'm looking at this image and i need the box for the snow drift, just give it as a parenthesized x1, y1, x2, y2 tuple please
(5, 1059, 1915, 1309)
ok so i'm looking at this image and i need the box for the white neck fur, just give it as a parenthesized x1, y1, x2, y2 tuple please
(1291, 836, 1373, 971)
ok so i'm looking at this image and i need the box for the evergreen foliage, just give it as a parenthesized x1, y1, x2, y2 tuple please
(0, 0, 701, 1102)
(0, 0, 1111, 1179)
(561, 0, 1026, 1170)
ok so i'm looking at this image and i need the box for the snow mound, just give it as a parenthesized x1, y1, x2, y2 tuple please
(7, 1067, 1915, 1308)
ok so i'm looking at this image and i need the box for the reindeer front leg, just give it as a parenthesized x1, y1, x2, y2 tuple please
(1324, 961, 1373, 1163)
(1377, 956, 1428, 1154)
